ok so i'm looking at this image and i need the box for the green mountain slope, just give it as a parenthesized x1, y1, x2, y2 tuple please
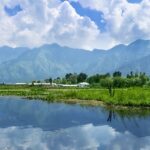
(0, 40, 150, 82)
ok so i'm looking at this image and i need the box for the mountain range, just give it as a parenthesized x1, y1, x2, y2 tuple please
(1, 39, 150, 83)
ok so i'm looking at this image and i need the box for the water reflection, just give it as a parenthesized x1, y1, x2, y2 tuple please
(107, 110, 116, 122)
(0, 97, 149, 150)
(0, 124, 150, 150)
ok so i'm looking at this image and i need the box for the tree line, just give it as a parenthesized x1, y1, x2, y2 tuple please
(45, 73, 88, 84)
(40, 71, 150, 88)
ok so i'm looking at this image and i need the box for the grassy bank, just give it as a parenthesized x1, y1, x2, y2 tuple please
(0, 85, 150, 107)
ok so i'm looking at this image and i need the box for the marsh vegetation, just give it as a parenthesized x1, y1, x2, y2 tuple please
(0, 85, 150, 107)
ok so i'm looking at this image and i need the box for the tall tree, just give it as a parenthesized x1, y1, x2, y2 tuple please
(100, 78, 115, 97)
(77, 73, 87, 83)
(113, 71, 122, 77)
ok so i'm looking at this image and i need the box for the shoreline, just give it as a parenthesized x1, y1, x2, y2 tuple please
(0, 85, 150, 109)
(1, 95, 150, 119)
(1, 95, 150, 118)
(25, 96, 150, 109)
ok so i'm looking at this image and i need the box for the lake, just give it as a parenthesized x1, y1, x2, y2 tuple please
(0, 97, 150, 150)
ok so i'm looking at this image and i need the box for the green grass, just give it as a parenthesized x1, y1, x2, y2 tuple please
(0, 85, 150, 107)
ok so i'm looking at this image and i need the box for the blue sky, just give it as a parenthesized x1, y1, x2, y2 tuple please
(4, 5, 22, 16)
(70, 2, 107, 32)
(128, 0, 142, 3)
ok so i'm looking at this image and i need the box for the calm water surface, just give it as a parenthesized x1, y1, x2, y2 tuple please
(0, 96, 150, 150)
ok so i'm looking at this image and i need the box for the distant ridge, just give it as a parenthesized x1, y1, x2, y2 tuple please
(0, 39, 150, 82)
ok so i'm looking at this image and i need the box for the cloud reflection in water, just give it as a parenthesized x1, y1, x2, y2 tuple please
(0, 124, 150, 150)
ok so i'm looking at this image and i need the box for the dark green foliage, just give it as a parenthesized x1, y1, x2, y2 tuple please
(47, 71, 150, 90)
(87, 74, 100, 84)
(100, 78, 115, 97)
(127, 71, 136, 78)
(45, 78, 53, 84)
(77, 73, 87, 83)
(86, 71, 149, 88)
(87, 73, 110, 84)
(65, 73, 77, 84)
(113, 77, 125, 88)
(113, 71, 122, 77)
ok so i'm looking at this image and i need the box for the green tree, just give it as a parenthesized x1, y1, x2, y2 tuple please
(53, 77, 61, 84)
(65, 73, 73, 80)
(77, 73, 87, 83)
(113, 71, 122, 77)
(87, 74, 100, 84)
(113, 77, 125, 88)
(65, 73, 77, 84)
(49, 78, 53, 85)
(139, 72, 148, 86)
(45, 78, 53, 85)
(100, 78, 115, 96)
(127, 71, 134, 79)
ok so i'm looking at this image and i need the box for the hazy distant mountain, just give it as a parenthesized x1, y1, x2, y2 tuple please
(0, 44, 103, 82)
(0, 46, 28, 64)
(119, 54, 150, 75)
(0, 39, 150, 82)
(87, 39, 150, 74)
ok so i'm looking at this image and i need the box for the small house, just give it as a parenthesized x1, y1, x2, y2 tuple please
(78, 82, 89, 87)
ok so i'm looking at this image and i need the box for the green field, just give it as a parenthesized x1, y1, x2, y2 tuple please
(0, 85, 150, 108)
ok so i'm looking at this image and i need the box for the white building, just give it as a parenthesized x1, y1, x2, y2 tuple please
(15, 83, 27, 85)
(78, 82, 89, 87)
(32, 83, 57, 86)
(57, 84, 78, 87)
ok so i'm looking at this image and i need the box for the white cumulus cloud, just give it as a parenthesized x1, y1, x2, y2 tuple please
(0, 0, 113, 50)
(0, 0, 150, 50)
(70, 0, 150, 46)
(0, 124, 150, 150)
